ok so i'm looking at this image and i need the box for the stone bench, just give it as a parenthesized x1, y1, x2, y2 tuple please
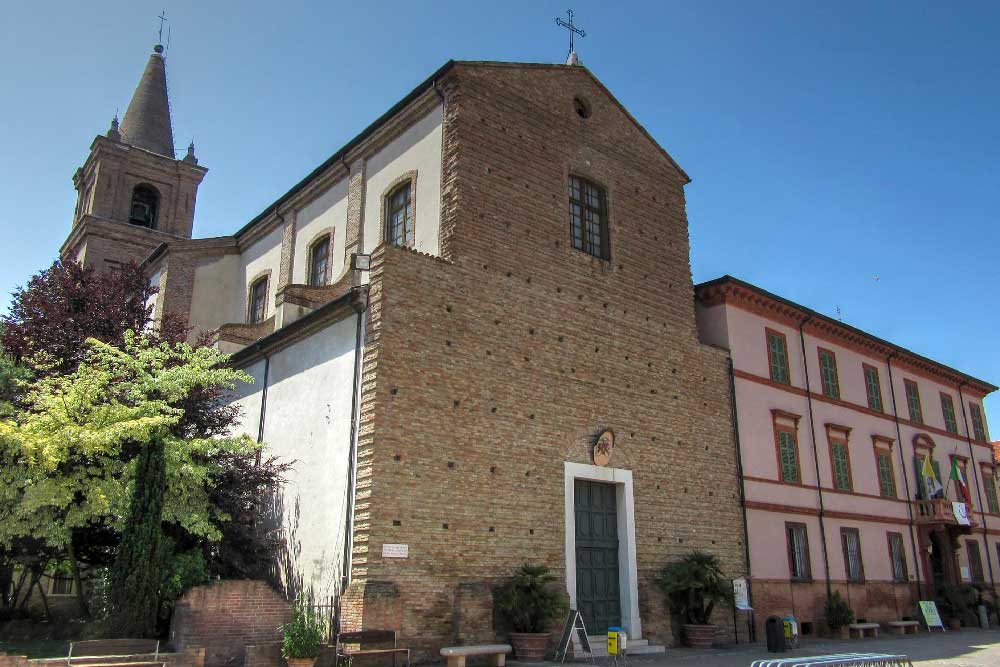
(887, 621, 919, 635)
(848, 623, 880, 639)
(439, 644, 511, 667)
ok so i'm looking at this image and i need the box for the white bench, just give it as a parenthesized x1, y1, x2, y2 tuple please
(887, 620, 919, 635)
(440, 644, 511, 667)
(848, 623, 880, 639)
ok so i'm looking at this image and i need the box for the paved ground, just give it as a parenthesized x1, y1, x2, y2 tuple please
(529, 628, 1000, 667)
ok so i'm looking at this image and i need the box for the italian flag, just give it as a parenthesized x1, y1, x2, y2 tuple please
(950, 459, 973, 506)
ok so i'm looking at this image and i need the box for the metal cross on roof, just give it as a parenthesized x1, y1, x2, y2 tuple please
(157, 10, 168, 44)
(555, 9, 586, 57)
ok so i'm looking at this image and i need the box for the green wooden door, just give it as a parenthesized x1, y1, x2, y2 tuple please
(574, 479, 621, 633)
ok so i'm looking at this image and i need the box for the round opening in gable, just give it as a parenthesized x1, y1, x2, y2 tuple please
(574, 96, 592, 119)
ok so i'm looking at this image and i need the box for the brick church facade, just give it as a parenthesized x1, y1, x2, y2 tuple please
(60, 45, 746, 652)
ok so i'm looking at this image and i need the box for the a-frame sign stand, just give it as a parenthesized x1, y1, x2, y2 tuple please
(557, 609, 595, 664)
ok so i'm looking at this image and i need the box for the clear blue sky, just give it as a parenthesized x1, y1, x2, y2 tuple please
(1, 1, 997, 427)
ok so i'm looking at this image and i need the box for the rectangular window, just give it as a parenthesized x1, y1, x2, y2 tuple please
(50, 574, 73, 595)
(767, 329, 790, 385)
(888, 532, 908, 582)
(777, 429, 800, 483)
(863, 364, 883, 412)
(940, 393, 958, 434)
(818, 348, 840, 399)
(841, 528, 864, 582)
(904, 379, 923, 423)
(970, 403, 987, 442)
(984, 471, 1000, 514)
(967, 540, 985, 583)
(568, 176, 609, 260)
(786, 522, 811, 580)
(830, 441, 852, 491)
(876, 450, 896, 498)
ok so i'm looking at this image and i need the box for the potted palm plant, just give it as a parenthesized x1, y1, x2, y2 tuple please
(824, 592, 854, 638)
(281, 597, 326, 667)
(495, 564, 568, 661)
(656, 552, 734, 648)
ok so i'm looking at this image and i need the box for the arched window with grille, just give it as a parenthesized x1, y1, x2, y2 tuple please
(308, 234, 331, 286)
(129, 184, 160, 228)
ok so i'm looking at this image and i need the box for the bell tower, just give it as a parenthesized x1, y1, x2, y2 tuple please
(62, 43, 207, 270)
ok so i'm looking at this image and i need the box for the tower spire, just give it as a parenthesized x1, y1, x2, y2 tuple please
(119, 44, 175, 157)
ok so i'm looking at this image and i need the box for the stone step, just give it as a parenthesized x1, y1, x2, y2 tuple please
(582, 636, 665, 657)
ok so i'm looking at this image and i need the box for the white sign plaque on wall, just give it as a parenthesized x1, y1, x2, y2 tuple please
(382, 543, 409, 559)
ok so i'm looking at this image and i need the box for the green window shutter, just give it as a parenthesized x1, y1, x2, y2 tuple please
(878, 453, 896, 498)
(832, 443, 851, 490)
(971, 405, 987, 442)
(779, 431, 799, 482)
(819, 352, 839, 399)
(865, 368, 882, 412)
(768, 334, 789, 384)
(906, 381, 923, 423)
(986, 480, 1000, 514)
(941, 395, 958, 434)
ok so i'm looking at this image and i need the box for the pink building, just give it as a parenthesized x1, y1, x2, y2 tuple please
(695, 276, 998, 634)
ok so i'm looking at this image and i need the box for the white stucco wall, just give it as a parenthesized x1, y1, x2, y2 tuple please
(228, 358, 267, 442)
(293, 179, 349, 285)
(188, 254, 242, 335)
(363, 103, 443, 256)
(228, 316, 360, 598)
(239, 226, 284, 322)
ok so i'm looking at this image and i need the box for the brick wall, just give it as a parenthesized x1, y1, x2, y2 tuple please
(169, 580, 289, 667)
(345, 63, 746, 655)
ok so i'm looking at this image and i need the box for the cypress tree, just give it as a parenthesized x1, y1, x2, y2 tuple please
(108, 435, 168, 637)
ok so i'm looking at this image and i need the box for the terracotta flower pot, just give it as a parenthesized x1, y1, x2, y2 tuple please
(286, 658, 317, 667)
(682, 624, 715, 649)
(508, 632, 550, 661)
(948, 618, 962, 631)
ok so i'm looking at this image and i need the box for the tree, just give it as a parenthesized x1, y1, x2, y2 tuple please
(2, 261, 158, 376)
(0, 332, 258, 634)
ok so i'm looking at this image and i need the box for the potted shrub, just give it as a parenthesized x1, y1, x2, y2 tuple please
(495, 564, 568, 661)
(281, 597, 326, 667)
(938, 585, 977, 630)
(824, 592, 854, 638)
(656, 552, 733, 648)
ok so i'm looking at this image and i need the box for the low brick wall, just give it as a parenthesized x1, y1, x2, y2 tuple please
(170, 580, 290, 667)
(0, 649, 205, 667)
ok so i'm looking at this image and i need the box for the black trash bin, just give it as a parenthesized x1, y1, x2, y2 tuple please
(765, 616, 786, 652)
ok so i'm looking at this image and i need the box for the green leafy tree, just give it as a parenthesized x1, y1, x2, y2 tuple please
(0, 332, 257, 633)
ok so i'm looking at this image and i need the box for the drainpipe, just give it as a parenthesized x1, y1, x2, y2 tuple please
(798, 315, 832, 598)
(886, 353, 923, 600)
(727, 359, 753, 592)
(727, 356, 755, 642)
(958, 383, 997, 597)
(340, 289, 368, 618)
(255, 356, 270, 463)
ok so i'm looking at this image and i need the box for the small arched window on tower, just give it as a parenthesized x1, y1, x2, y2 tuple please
(129, 184, 160, 228)
(308, 234, 331, 286)
(385, 182, 413, 247)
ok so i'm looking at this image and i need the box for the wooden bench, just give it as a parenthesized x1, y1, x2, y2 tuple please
(887, 620, 920, 635)
(439, 644, 511, 667)
(336, 631, 410, 667)
(847, 623, 880, 639)
(68, 640, 160, 663)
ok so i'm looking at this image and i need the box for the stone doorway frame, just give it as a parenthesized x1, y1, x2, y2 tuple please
(564, 461, 642, 638)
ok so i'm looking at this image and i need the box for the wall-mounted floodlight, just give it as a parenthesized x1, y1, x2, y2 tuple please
(351, 253, 372, 271)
